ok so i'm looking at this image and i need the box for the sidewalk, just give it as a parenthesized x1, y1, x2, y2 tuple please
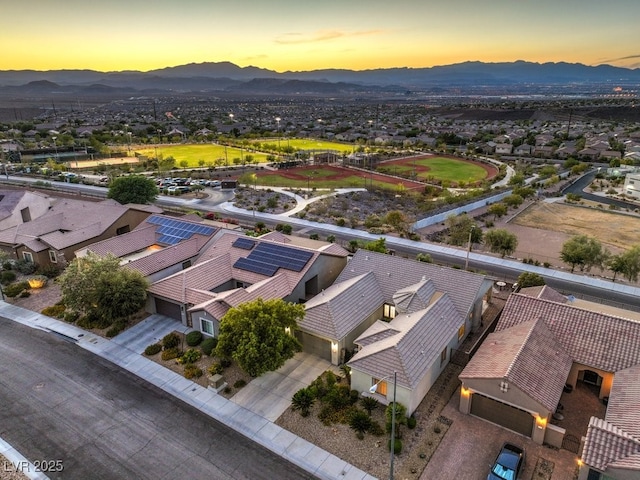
(0, 302, 374, 480)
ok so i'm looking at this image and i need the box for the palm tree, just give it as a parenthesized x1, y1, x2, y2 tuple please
(291, 388, 315, 417)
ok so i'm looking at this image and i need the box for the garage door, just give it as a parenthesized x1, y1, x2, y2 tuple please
(155, 298, 182, 321)
(295, 331, 331, 362)
(470, 393, 533, 437)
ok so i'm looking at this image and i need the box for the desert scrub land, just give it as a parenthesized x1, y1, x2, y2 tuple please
(512, 202, 640, 250)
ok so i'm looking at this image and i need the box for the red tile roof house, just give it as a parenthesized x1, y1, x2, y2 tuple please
(458, 286, 640, 476)
(77, 213, 220, 283)
(313, 250, 493, 415)
(146, 230, 349, 334)
(0, 197, 158, 269)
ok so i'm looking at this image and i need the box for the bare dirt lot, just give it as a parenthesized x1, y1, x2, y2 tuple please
(511, 201, 640, 251)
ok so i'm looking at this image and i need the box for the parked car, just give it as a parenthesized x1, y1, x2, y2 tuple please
(488, 443, 524, 480)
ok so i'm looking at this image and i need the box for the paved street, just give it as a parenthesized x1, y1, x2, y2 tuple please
(0, 319, 316, 480)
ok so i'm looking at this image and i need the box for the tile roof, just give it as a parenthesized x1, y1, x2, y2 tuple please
(85, 225, 159, 258)
(0, 198, 133, 250)
(123, 235, 206, 276)
(336, 249, 488, 318)
(582, 417, 640, 472)
(348, 294, 462, 389)
(300, 272, 383, 340)
(497, 294, 640, 372)
(605, 365, 640, 439)
(460, 318, 573, 411)
(393, 278, 437, 314)
(518, 285, 568, 304)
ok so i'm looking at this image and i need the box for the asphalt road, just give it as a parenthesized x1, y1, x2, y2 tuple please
(0, 319, 315, 480)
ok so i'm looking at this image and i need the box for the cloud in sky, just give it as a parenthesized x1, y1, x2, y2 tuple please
(274, 30, 382, 45)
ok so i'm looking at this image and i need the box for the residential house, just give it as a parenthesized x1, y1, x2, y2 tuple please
(0, 190, 53, 231)
(623, 173, 640, 200)
(495, 144, 513, 155)
(310, 250, 492, 415)
(146, 231, 349, 333)
(77, 213, 219, 283)
(580, 366, 640, 480)
(459, 287, 640, 451)
(514, 144, 533, 156)
(0, 197, 156, 269)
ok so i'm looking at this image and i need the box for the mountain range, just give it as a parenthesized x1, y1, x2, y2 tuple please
(0, 60, 638, 97)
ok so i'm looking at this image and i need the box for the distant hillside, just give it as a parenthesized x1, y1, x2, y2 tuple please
(0, 60, 638, 97)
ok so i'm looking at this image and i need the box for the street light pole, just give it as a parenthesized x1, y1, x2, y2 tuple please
(369, 372, 397, 480)
(465, 225, 475, 271)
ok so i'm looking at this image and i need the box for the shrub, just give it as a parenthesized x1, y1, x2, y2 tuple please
(233, 379, 246, 389)
(42, 304, 66, 318)
(184, 364, 203, 379)
(162, 332, 181, 349)
(200, 337, 217, 356)
(369, 420, 385, 436)
(208, 362, 223, 375)
(2, 261, 13, 271)
(389, 438, 403, 455)
(178, 348, 202, 364)
(161, 347, 181, 361)
(19, 290, 30, 298)
(63, 311, 80, 323)
(4, 281, 30, 298)
(185, 331, 203, 346)
(407, 416, 417, 429)
(1, 270, 16, 285)
(106, 320, 126, 338)
(291, 387, 315, 417)
(349, 410, 373, 438)
(14, 259, 37, 275)
(144, 343, 162, 356)
(220, 358, 232, 368)
(37, 264, 62, 279)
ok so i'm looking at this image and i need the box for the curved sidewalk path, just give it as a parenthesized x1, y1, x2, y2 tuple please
(0, 302, 374, 480)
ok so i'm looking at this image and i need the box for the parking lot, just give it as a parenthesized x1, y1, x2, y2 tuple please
(421, 388, 579, 480)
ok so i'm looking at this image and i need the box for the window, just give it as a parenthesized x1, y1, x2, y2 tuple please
(371, 379, 388, 396)
(500, 381, 509, 393)
(458, 324, 465, 340)
(49, 251, 57, 263)
(440, 347, 447, 366)
(116, 225, 130, 235)
(181, 260, 191, 269)
(200, 318, 214, 336)
(383, 304, 396, 320)
(22, 252, 33, 263)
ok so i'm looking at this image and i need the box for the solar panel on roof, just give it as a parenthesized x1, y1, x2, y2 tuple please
(233, 257, 278, 277)
(233, 237, 256, 250)
(149, 215, 215, 243)
(158, 234, 182, 245)
(249, 242, 313, 272)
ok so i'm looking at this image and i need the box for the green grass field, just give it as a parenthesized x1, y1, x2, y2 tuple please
(384, 156, 489, 184)
(249, 173, 400, 190)
(254, 138, 355, 153)
(133, 144, 271, 167)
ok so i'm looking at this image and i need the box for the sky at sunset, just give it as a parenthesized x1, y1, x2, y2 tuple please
(3, 0, 640, 72)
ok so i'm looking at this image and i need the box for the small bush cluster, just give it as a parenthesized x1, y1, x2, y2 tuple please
(184, 364, 203, 379)
(4, 281, 30, 298)
(144, 343, 162, 356)
(14, 259, 37, 275)
(178, 348, 202, 364)
(200, 337, 217, 356)
(1, 270, 16, 285)
(233, 379, 246, 389)
(185, 331, 203, 346)
(208, 362, 223, 375)
(162, 332, 181, 349)
(105, 320, 127, 338)
(42, 304, 66, 318)
(161, 347, 181, 361)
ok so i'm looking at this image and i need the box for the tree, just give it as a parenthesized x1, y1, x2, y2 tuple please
(609, 246, 640, 282)
(502, 194, 524, 209)
(487, 203, 508, 220)
(349, 410, 373, 439)
(416, 253, 432, 263)
(364, 237, 387, 253)
(385, 210, 407, 233)
(108, 176, 158, 204)
(446, 214, 481, 246)
(190, 183, 205, 198)
(484, 229, 518, 258)
(215, 298, 304, 377)
(560, 235, 607, 273)
(291, 387, 315, 417)
(94, 268, 148, 322)
(516, 272, 545, 289)
(57, 253, 148, 320)
(385, 402, 407, 438)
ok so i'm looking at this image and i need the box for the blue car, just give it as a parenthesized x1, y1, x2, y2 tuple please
(488, 443, 525, 480)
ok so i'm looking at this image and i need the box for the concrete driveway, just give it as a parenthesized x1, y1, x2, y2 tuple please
(231, 352, 339, 421)
(421, 389, 579, 480)
(112, 314, 188, 354)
